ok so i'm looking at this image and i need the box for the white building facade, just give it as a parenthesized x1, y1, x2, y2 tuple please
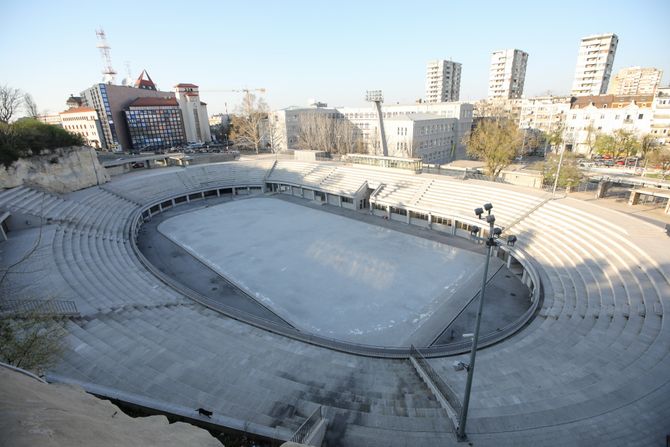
(59, 107, 105, 149)
(651, 87, 670, 148)
(607, 67, 663, 96)
(271, 102, 473, 164)
(571, 33, 618, 96)
(565, 96, 652, 154)
(518, 96, 573, 134)
(425, 60, 462, 103)
(174, 83, 212, 144)
(488, 49, 528, 100)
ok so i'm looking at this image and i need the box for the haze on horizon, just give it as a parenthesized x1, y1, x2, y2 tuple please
(1, 0, 669, 116)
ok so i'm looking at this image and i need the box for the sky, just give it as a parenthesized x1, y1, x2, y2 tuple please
(1, 0, 669, 116)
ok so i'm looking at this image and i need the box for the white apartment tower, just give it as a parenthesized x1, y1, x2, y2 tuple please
(488, 49, 528, 99)
(425, 60, 462, 103)
(607, 67, 663, 96)
(571, 33, 618, 96)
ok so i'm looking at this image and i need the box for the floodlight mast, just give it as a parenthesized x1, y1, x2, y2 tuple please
(457, 203, 511, 441)
(365, 90, 389, 157)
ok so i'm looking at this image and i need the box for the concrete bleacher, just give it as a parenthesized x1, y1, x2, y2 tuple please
(1, 159, 669, 446)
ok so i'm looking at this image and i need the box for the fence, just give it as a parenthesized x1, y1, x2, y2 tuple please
(289, 406, 323, 445)
(0, 299, 79, 317)
(409, 345, 462, 430)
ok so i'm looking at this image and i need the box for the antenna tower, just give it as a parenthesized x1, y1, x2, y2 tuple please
(95, 28, 117, 84)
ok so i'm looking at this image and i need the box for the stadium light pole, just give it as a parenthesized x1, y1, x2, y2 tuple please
(457, 203, 501, 441)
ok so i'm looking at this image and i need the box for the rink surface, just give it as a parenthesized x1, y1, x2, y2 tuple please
(158, 197, 483, 346)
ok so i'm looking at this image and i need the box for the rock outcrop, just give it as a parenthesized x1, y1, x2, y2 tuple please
(0, 366, 221, 447)
(0, 146, 110, 193)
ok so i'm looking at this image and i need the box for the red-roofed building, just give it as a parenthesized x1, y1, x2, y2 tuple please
(125, 95, 186, 150)
(81, 71, 179, 151)
(134, 70, 157, 91)
(174, 83, 211, 143)
(128, 97, 179, 107)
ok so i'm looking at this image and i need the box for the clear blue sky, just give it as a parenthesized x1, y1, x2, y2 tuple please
(2, 0, 669, 116)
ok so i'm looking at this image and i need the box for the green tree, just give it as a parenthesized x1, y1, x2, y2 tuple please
(594, 133, 616, 157)
(0, 119, 83, 167)
(614, 129, 640, 159)
(464, 118, 523, 178)
(542, 152, 583, 188)
(547, 123, 565, 151)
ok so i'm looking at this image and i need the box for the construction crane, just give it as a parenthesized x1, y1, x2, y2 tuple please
(200, 88, 266, 95)
(199, 88, 267, 114)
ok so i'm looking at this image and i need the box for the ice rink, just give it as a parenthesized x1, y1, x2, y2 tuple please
(158, 198, 484, 346)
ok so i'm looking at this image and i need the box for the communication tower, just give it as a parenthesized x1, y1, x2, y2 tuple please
(95, 28, 117, 84)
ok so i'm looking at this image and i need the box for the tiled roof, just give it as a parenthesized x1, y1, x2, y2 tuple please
(60, 107, 96, 114)
(175, 83, 199, 88)
(128, 97, 178, 107)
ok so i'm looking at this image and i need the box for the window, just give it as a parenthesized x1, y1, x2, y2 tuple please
(638, 114, 644, 119)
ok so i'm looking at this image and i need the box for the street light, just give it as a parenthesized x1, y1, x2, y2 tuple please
(457, 203, 515, 441)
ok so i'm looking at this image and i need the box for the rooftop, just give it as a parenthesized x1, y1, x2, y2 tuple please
(127, 97, 178, 107)
(60, 107, 96, 114)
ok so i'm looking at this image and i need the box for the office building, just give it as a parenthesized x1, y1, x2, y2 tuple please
(488, 49, 528, 99)
(571, 33, 618, 96)
(124, 97, 186, 150)
(81, 71, 176, 151)
(425, 60, 462, 103)
(607, 67, 663, 96)
(271, 102, 473, 163)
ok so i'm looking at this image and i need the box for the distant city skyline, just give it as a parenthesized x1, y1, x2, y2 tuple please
(2, 0, 669, 116)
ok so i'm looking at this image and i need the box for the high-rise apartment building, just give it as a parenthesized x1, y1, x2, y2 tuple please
(571, 33, 618, 96)
(488, 49, 528, 99)
(607, 67, 663, 96)
(425, 60, 462, 103)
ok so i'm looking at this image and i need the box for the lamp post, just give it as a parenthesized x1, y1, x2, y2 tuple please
(457, 203, 510, 441)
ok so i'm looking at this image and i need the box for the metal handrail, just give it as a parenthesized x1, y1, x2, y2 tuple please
(0, 299, 79, 317)
(289, 406, 323, 445)
(410, 345, 462, 417)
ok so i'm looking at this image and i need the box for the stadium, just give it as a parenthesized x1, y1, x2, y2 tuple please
(1, 157, 669, 446)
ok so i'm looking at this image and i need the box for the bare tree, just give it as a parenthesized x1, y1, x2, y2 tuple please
(0, 84, 23, 123)
(296, 112, 334, 152)
(296, 112, 363, 155)
(229, 93, 268, 153)
(23, 93, 39, 118)
(639, 134, 659, 160)
(0, 305, 66, 374)
(583, 121, 599, 156)
(266, 113, 285, 154)
(333, 118, 364, 155)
